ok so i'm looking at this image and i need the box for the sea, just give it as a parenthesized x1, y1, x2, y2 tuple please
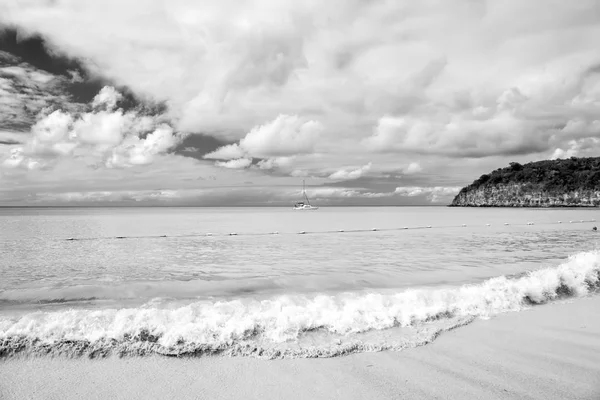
(1, 206, 599, 359)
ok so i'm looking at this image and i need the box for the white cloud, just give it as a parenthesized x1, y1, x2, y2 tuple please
(107, 124, 181, 167)
(215, 158, 253, 169)
(2, 86, 183, 170)
(29, 189, 182, 203)
(363, 112, 548, 158)
(71, 111, 135, 146)
(550, 137, 600, 160)
(394, 187, 426, 197)
(394, 186, 461, 202)
(3, 148, 27, 169)
(206, 114, 323, 165)
(550, 148, 574, 160)
(31, 110, 73, 144)
(256, 156, 295, 170)
(308, 188, 394, 199)
(91, 86, 123, 110)
(496, 87, 528, 111)
(403, 162, 422, 175)
(328, 162, 372, 180)
(239, 115, 322, 157)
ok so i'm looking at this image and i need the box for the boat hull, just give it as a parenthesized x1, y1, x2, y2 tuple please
(293, 206, 319, 210)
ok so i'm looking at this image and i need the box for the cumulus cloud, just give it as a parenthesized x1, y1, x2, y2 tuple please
(2, 147, 39, 170)
(106, 124, 181, 167)
(403, 162, 422, 175)
(205, 114, 323, 170)
(240, 115, 322, 157)
(394, 186, 462, 202)
(30, 110, 74, 151)
(91, 86, 123, 110)
(1, 86, 184, 170)
(215, 158, 253, 169)
(256, 156, 295, 170)
(204, 144, 245, 160)
(550, 137, 600, 160)
(551, 140, 581, 160)
(329, 163, 372, 180)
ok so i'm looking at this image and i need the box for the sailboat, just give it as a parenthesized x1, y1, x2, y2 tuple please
(293, 180, 318, 210)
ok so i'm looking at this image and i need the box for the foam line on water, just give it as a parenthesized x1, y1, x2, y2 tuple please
(1, 250, 599, 359)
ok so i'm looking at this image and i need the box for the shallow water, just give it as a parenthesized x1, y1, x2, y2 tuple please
(1, 206, 599, 358)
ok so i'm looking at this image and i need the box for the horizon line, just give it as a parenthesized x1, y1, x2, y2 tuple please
(0, 204, 446, 208)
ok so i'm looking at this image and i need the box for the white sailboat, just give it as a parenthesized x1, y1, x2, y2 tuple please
(293, 180, 318, 210)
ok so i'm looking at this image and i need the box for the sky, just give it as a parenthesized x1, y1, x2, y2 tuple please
(1, 0, 599, 206)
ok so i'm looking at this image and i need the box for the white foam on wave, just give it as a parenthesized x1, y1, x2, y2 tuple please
(1, 250, 599, 358)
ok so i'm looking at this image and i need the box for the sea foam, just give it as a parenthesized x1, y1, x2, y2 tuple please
(1, 250, 599, 359)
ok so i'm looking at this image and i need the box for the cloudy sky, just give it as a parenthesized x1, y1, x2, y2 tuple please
(1, 0, 599, 206)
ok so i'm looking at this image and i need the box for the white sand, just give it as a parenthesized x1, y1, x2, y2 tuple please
(2, 296, 600, 400)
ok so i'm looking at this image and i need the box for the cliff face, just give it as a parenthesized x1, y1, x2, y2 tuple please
(450, 157, 600, 207)
(451, 183, 600, 207)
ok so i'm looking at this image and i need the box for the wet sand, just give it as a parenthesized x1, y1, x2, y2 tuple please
(2, 295, 600, 400)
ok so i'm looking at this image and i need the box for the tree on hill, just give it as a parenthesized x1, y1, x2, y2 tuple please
(459, 157, 600, 194)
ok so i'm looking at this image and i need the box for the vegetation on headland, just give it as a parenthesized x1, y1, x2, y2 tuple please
(450, 157, 600, 207)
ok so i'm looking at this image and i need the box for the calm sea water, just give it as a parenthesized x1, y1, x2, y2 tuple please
(1, 206, 599, 358)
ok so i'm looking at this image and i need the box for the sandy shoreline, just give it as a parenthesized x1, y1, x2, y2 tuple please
(2, 296, 600, 400)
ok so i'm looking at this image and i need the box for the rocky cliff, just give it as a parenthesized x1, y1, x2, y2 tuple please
(451, 184, 600, 207)
(450, 157, 600, 207)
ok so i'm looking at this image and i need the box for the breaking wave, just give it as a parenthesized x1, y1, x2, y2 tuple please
(1, 250, 599, 359)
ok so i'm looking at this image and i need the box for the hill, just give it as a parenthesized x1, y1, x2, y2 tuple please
(450, 157, 600, 207)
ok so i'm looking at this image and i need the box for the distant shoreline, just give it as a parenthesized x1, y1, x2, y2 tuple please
(447, 204, 600, 208)
(0, 205, 445, 209)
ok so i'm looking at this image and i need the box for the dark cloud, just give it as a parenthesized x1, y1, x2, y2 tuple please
(173, 134, 233, 160)
(448, 142, 552, 159)
(0, 27, 88, 78)
(0, 26, 167, 120)
(0, 66, 76, 132)
(583, 63, 600, 76)
(0, 139, 22, 145)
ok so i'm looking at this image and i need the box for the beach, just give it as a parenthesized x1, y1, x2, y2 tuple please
(2, 294, 599, 400)
(2, 207, 600, 399)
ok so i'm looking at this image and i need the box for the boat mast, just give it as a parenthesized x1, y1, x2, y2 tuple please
(303, 179, 311, 205)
